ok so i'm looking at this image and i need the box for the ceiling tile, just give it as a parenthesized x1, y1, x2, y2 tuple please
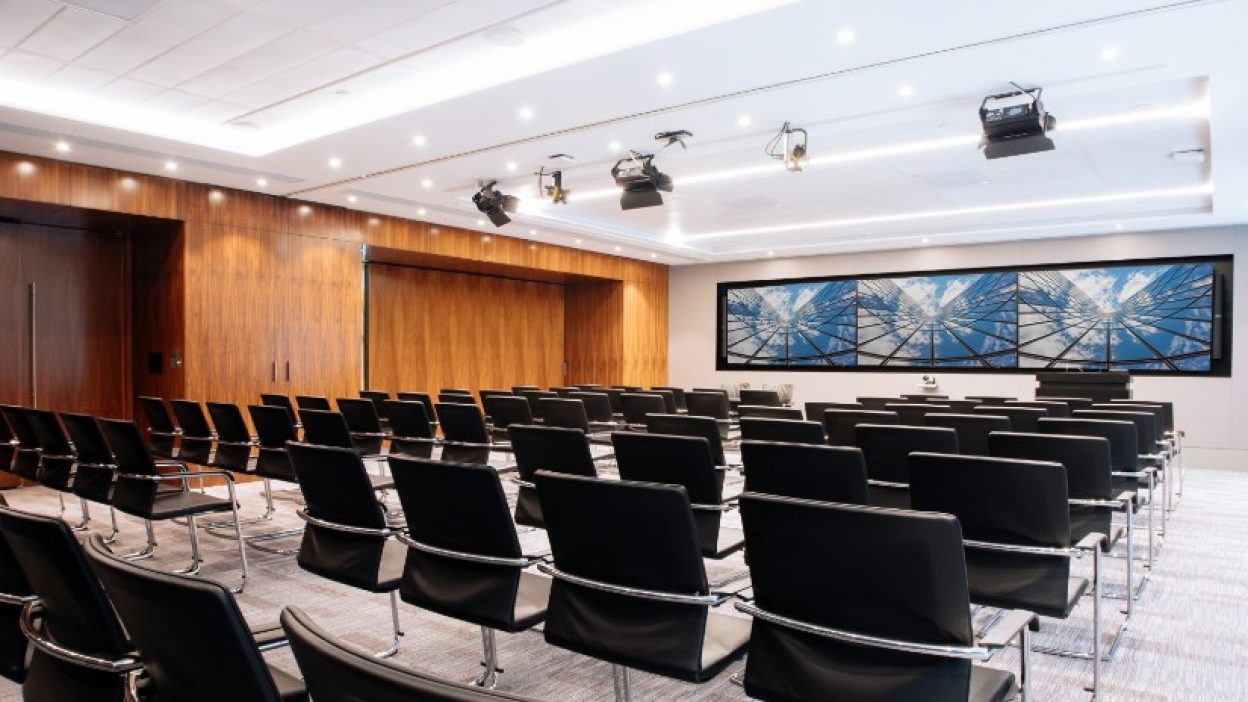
(46, 64, 116, 91)
(142, 88, 210, 113)
(93, 76, 166, 101)
(0, 0, 61, 48)
(19, 5, 126, 62)
(74, 0, 242, 75)
(178, 30, 339, 99)
(304, 0, 445, 44)
(0, 50, 62, 80)
(247, 0, 357, 27)
(221, 46, 378, 109)
(128, 12, 292, 87)
(357, 1, 546, 59)
(60, 0, 162, 21)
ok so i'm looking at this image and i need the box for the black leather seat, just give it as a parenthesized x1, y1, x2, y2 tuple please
(974, 405, 1047, 432)
(0, 505, 140, 700)
(740, 388, 781, 407)
(568, 392, 615, 427)
(803, 400, 861, 420)
(740, 440, 868, 503)
(382, 400, 436, 457)
(536, 398, 590, 432)
(389, 456, 551, 688)
(620, 393, 667, 427)
(823, 409, 898, 446)
(966, 395, 1017, 404)
(0, 406, 41, 482)
(536, 472, 751, 696)
(338, 398, 390, 456)
(170, 399, 215, 466)
(0, 494, 33, 684)
(60, 412, 121, 541)
(736, 492, 1030, 702)
(281, 606, 535, 701)
(856, 396, 901, 410)
(611, 432, 743, 558)
(295, 395, 332, 411)
(644, 413, 728, 466)
(736, 405, 803, 420)
(855, 424, 959, 508)
(395, 391, 435, 416)
(99, 418, 250, 591)
(1005, 400, 1072, 417)
(26, 408, 87, 526)
(685, 391, 732, 420)
(483, 396, 533, 438)
(508, 425, 598, 528)
(885, 402, 952, 425)
(206, 402, 257, 475)
(260, 394, 300, 428)
(924, 413, 1011, 456)
(739, 417, 825, 445)
(0, 413, 16, 475)
(650, 386, 688, 411)
(517, 391, 558, 418)
(1037, 396, 1095, 411)
(84, 534, 307, 701)
(359, 390, 393, 433)
(139, 396, 180, 459)
(286, 442, 405, 657)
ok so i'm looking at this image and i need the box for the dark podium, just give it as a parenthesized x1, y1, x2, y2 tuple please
(1035, 371, 1132, 402)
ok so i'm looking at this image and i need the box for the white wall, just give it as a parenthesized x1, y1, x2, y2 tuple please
(669, 227, 1245, 450)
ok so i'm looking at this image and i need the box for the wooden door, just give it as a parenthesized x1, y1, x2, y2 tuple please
(278, 234, 362, 402)
(0, 222, 23, 406)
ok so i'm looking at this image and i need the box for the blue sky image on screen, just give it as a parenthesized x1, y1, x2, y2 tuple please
(1018, 262, 1215, 371)
(724, 280, 856, 365)
(856, 272, 1018, 367)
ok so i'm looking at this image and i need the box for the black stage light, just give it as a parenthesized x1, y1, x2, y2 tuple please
(472, 180, 518, 226)
(766, 121, 809, 171)
(611, 151, 673, 210)
(979, 84, 1057, 159)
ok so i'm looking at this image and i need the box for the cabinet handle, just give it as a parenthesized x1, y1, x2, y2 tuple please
(271, 361, 276, 382)
(28, 283, 36, 407)
(285, 361, 290, 382)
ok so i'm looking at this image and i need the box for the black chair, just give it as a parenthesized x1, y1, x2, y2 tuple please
(855, 424, 958, 508)
(620, 393, 667, 427)
(885, 402, 952, 425)
(298, 410, 395, 490)
(0, 494, 32, 684)
(903, 393, 949, 401)
(295, 395, 332, 411)
(923, 413, 1011, 456)
(856, 396, 902, 410)
(611, 432, 743, 558)
(647, 389, 679, 414)
(206, 401, 257, 475)
(574, 384, 605, 391)
(932, 399, 984, 413)
(438, 392, 478, 406)
(478, 389, 514, 400)
(510, 386, 541, 395)
(60, 412, 121, 542)
(803, 400, 861, 420)
(260, 394, 300, 427)
(736, 492, 1031, 702)
(517, 391, 558, 418)
(611, 385, 642, 392)
(0, 505, 141, 700)
(1037, 396, 1095, 411)
(382, 400, 436, 457)
(246, 404, 305, 556)
(536, 472, 751, 698)
(84, 534, 307, 701)
(823, 409, 898, 446)
(0, 406, 41, 483)
(436, 403, 492, 446)
(651, 386, 688, 411)
(170, 399, 215, 466)
(685, 390, 732, 420)
(389, 456, 551, 688)
(139, 396, 180, 459)
(548, 386, 578, 398)
(537, 398, 590, 433)
(644, 413, 729, 467)
(1075, 409, 1170, 515)
(0, 413, 15, 475)
(739, 440, 868, 503)
(508, 425, 599, 528)
(736, 405, 803, 420)
(360, 390, 392, 420)
(740, 388, 782, 407)
(483, 396, 533, 437)
(966, 395, 1017, 404)
(974, 405, 1047, 433)
(286, 442, 405, 657)
(281, 606, 535, 701)
(739, 417, 825, 445)
(1006, 400, 1072, 417)
(98, 418, 250, 591)
(1108, 401, 1182, 501)
(338, 398, 390, 456)
(25, 408, 87, 527)
(910, 452, 1108, 697)
(442, 388, 474, 396)
(395, 391, 435, 415)
(568, 392, 615, 428)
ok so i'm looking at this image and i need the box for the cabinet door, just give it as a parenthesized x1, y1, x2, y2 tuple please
(279, 234, 362, 402)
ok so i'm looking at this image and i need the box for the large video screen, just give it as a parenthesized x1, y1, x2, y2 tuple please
(719, 256, 1230, 375)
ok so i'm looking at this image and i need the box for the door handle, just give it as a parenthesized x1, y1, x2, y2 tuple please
(285, 360, 290, 382)
(28, 283, 36, 406)
(271, 361, 276, 382)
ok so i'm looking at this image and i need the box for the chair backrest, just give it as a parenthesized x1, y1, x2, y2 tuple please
(483, 395, 533, 429)
(440, 388, 473, 396)
(739, 417, 825, 445)
(646, 389, 678, 414)
(547, 387, 576, 398)
(25, 408, 73, 456)
(903, 394, 948, 401)
(822, 409, 899, 446)
(538, 398, 590, 432)
(206, 402, 251, 443)
(510, 386, 540, 394)
(60, 412, 113, 465)
(650, 387, 687, 411)
(620, 393, 668, 425)
(1072, 410, 1157, 454)
(1038, 418, 1139, 473)
(0, 414, 13, 472)
(603, 388, 626, 414)
(737, 405, 803, 420)
(574, 384, 605, 390)
(359, 390, 391, 419)
(281, 606, 535, 702)
(1091, 404, 1167, 443)
(139, 396, 178, 433)
(740, 389, 781, 407)
(803, 401, 862, 421)
(855, 424, 959, 485)
(260, 394, 298, 424)
(739, 493, 977, 701)
(478, 389, 514, 401)
(644, 413, 726, 466)
(1036, 396, 1095, 411)
(1005, 400, 1072, 417)
(740, 441, 868, 503)
(0, 494, 32, 683)
(509, 425, 597, 481)
(85, 535, 284, 702)
(383, 400, 435, 440)
(965, 395, 1017, 404)
(568, 392, 613, 423)
(98, 418, 160, 476)
(973, 405, 1046, 433)
(338, 398, 384, 434)
(438, 392, 477, 406)
(295, 395, 333, 411)
(612, 432, 722, 505)
(170, 399, 213, 439)
(856, 396, 902, 410)
(395, 392, 435, 415)
(0, 407, 38, 479)
(517, 391, 558, 417)
(933, 399, 982, 413)
(989, 431, 1113, 500)
(248, 405, 298, 482)
(611, 385, 642, 392)
(299, 409, 355, 450)
(922, 413, 1011, 456)
(435, 403, 490, 444)
(1110, 399, 1174, 432)
(684, 391, 732, 420)
(884, 402, 951, 425)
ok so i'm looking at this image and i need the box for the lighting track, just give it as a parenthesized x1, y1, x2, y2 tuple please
(286, 0, 1218, 197)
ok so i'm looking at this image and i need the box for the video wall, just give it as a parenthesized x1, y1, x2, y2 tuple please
(718, 255, 1231, 375)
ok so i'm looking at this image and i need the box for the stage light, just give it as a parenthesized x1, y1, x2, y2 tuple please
(472, 180, 519, 226)
(611, 151, 673, 210)
(537, 167, 570, 204)
(979, 84, 1057, 159)
(766, 122, 809, 171)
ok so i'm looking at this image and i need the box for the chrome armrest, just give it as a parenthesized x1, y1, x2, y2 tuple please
(978, 608, 1036, 650)
(1074, 532, 1107, 552)
(591, 452, 616, 463)
(351, 431, 392, 439)
(691, 501, 736, 513)
(867, 479, 909, 490)
(389, 435, 436, 444)
(963, 538, 1085, 558)
(215, 439, 256, 448)
(297, 509, 395, 537)
(119, 469, 234, 484)
(153, 460, 189, 471)
(20, 602, 143, 673)
(512, 477, 536, 489)
(396, 532, 540, 567)
(1069, 490, 1135, 508)
(0, 591, 37, 606)
(538, 563, 727, 606)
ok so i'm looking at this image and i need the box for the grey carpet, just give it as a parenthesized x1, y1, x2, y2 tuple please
(0, 453, 1244, 701)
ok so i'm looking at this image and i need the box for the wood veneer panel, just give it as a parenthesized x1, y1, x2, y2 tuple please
(280, 234, 362, 401)
(130, 222, 186, 408)
(564, 281, 623, 386)
(0, 223, 25, 407)
(622, 276, 669, 388)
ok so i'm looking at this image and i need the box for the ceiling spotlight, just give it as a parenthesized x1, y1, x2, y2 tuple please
(477, 219, 486, 227)
(420, 178, 433, 188)
(472, 180, 519, 226)
(328, 157, 342, 168)
(608, 140, 622, 152)
(921, 237, 931, 244)
(164, 160, 178, 172)
(1114, 222, 1124, 230)
(347, 194, 358, 203)
(255, 177, 268, 187)
(529, 228, 538, 235)
(537, 167, 571, 204)
(412, 135, 427, 146)
(898, 84, 915, 97)
(611, 151, 673, 210)
(656, 71, 674, 87)
(614, 246, 622, 252)
(979, 84, 1057, 159)
(575, 238, 583, 244)
(517, 106, 534, 120)
(835, 28, 855, 45)
(298, 205, 311, 216)
(737, 114, 752, 127)
(766, 250, 775, 257)
(54, 141, 70, 153)
(417, 207, 427, 216)
(766, 122, 809, 171)
(1100, 46, 1120, 62)
(506, 161, 518, 172)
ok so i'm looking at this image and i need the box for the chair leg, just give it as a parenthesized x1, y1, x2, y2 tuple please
(104, 507, 121, 544)
(1017, 625, 1032, 702)
(472, 627, 501, 689)
(70, 498, 91, 532)
(611, 665, 632, 702)
(119, 520, 157, 561)
(174, 516, 203, 575)
(374, 590, 403, 658)
(225, 481, 251, 594)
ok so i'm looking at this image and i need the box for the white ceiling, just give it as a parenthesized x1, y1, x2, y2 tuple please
(0, 0, 1243, 265)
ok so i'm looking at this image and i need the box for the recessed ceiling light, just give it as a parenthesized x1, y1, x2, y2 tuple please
(575, 238, 583, 244)
(163, 160, 178, 171)
(737, 114, 752, 127)
(766, 250, 775, 257)
(921, 237, 930, 244)
(328, 157, 342, 168)
(656, 71, 674, 87)
(477, 219, 486, 226)
(608, 141, 622, 152)
(412, 135, 427, 146)
(898, 84, 915, 97)
(1114, 222, 1124, 230)
(420, 178, 433, 188)
(1101, 46, 1120, 62)
(347, 194, 358, 203)
(484, 26, 526, 48)
(255, 177, 268, 187)
(417, 207, 427, 216)
(506, 161, 518, 172)
(54, 141, 70, 153)
(614, 246, 622, 252)
(529, 228, 538, 235)
(517, 106, 534, 120)
(835, 28, 855, 45)
(650, 252, 658, 258)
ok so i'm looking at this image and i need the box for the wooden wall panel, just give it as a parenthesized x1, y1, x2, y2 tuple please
(281, 234, 363, 401)
(564, 281, 624, 385)
(622, 275, 670, 387)
(130, 222, 186, 406)
(0, 223, 26, 406)
(367, 265, 565, 395)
